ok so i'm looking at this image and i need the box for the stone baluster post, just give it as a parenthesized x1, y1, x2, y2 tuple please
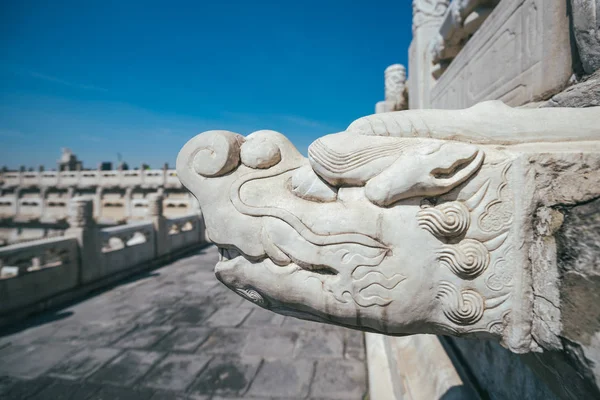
(65, 196, 100, 284)
(124, 187, 133, 219)
(13, 188, 21, 217)
(94, 187, 103, 219)
(66, 187, 75, 214)
(409, 0, 450, 109)
(375, 64, 408, 113)
(117, 163, 124, 187)
(19, 166, 25, 186)
(148, 193, 168, 257)
(75, 163, 82, 186)
(38, 165, 44, 186)
(163, 163, 169, 186)
(39, 187, 47, 221)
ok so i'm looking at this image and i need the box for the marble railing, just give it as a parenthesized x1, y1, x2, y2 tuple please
(0, 169, 181, 189)
(100, 222, 157, 276)
(101, 221, 155, 252)
(167, 214, 203, 251)
(0, 236, 80, 315)
(0, 195, 205, 323)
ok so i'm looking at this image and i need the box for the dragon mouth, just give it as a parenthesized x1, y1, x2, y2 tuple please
(218, 245, 338, 276)
(218, 246, 243, 261)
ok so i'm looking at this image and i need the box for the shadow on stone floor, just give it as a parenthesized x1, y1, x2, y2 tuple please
(0, 246, 368, 399)
(0, 244, 217, 339)
(0, 270, 160, 339)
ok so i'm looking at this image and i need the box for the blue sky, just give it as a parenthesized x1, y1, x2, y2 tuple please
(0, 1, 413, 169)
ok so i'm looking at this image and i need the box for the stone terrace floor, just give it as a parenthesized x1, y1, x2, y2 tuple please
(0, 246, 368, 400)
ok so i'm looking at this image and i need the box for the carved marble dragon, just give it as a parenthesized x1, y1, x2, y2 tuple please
(176, 101, 600, 353)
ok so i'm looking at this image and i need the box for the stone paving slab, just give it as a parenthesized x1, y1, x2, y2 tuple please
(198, 328, 252, 355)
(88, 349, 164, 386)
(154, 327, 212, 353)
(188, 355, 262, 397)
(114, 325, 174, 349)
(310, 360, 367, 399)
(141, 353, 212, 391)
(243, 328, 300, 359)
(293, 329, 344, 359)
(47, 347, 122, 380)
(247, 359, 314, 398)
(0, 343, 81, 379)
(0, 246, 368, 399)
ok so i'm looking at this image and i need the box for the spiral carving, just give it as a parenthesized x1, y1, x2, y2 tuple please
(192, 130, 244, 177)
(417, 201, 470, 239)
(236, 287, 267, 307)
(437, 239, 490, 279)
(436, 281, 484, 325)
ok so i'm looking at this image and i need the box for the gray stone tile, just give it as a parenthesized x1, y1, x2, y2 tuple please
(0, 375, 20, 395)
(188, 355, 261, 397)
(1, 376, 55, 399)
(154, 327, 212, 353)
(27, 379, 102, 400)
(198, 328, 250, 355)
(47, 347, 122, 380)
(294, 329, 344, 359)
(135, 306, 181, 326)
(43, 321, 137, 347)
(151, 390, 202, 400)
(0, 343, 80, 379)
(114, 326, 174, 349)
(0, 246, 367, 400)
(88, 385, 155, 400)
(205, 286, 247, 307)
(247, 359, 314, 398)
(205, 306, 252, 327)
(169, 304, 218, 325)
(89, 349, 163, 386)
(64, 299, 148, 326)
(309, 360, 367, 399)
(139, 353, 211, 391)
(187, 395, 211, 400)
(211, 397, 270, 400)
(181, 281, 220, 295)
(0, 321, 59, 348)
(343, 330, 365, 361)
(243, 328, 299, 359)
(242, 306, 285, 327)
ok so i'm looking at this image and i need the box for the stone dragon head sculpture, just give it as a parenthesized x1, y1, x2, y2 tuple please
(177, 101, 600, 353)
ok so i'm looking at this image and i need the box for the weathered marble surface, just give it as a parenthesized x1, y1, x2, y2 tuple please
(409, 0, 450, 109)
(430, 0, 498, 74)
(430, 0, 572, 109)
(571, 0, 600, 75)
(177, 102, 600, 355)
